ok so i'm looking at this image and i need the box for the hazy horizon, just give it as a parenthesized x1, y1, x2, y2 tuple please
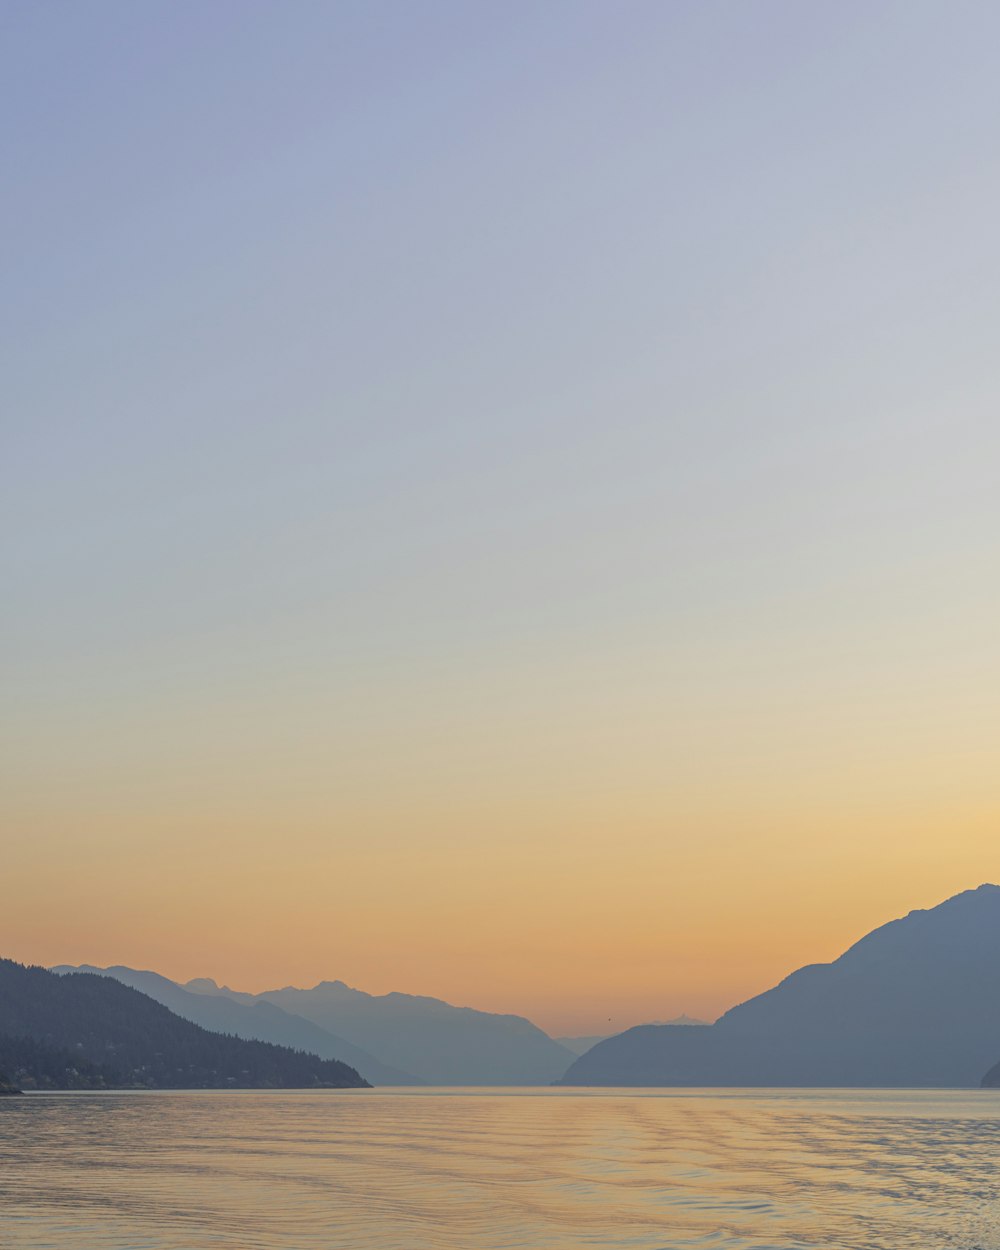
(50, 955, 713, 1037)
(4, 2, 1000, 1039)
(25, 881, 1000, 1037)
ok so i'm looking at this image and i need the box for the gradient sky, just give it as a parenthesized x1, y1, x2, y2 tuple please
(3, 2, 999, 1036)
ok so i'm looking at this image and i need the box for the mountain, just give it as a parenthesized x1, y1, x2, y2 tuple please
(561, 885, 1000, 1088)
(186, 978, 574, 1084)
(53, 965, 418, 1085)
(0, 1031, 109, 1091)
(54, 964, 573, 1084)
(256, 982, 575, 1084)
(557, 1018, 707, 1056)
(0, 960, 368, 1090)
(982, 1059, 1000, 1087)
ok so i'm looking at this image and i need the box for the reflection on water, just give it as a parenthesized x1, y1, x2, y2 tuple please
(2, 1088, 999, 1249)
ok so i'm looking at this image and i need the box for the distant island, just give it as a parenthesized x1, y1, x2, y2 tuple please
(0, 960, 369, 1092)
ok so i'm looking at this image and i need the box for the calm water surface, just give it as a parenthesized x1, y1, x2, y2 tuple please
(2, 1088, 1000, 1249)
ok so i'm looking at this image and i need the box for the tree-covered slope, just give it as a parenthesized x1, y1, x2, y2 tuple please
(54, 965, 572, 1085)
(0, 960, 368, 1090)
(0, 1031, 110, 1091)
(0, 1062, 24, 1094)
(53, 965, 419, 1085)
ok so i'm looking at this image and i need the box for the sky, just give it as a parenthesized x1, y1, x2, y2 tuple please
(2, 1, 999, 1037)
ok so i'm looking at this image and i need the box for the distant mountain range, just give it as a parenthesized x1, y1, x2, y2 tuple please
(248, 981, 574, 1084)
(0, 960, 368, 1091)
(23, 884, 1000, 1090)
(561, 884, 1000, 1088)
(53, 965, 418, 1085)
(55, 966, 574, 1085)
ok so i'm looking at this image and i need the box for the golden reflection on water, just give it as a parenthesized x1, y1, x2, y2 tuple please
(2, 1088, 999, 1249)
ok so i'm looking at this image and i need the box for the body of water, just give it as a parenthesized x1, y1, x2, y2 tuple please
(2, 1087, 999, 1249)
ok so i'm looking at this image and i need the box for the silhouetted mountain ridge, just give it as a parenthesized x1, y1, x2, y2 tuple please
(53, 965, 574, 1084)
(0, 960, 368, 1090)
(557, 1017, 707, 1056)
(53, 965, 418, 1085)
(197, 977, 572, 1084)
(253, 980, 574, 1084)
(561, 885, 1000, 1087)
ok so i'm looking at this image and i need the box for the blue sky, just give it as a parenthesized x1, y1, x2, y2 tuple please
(3, 2, 999, 1030)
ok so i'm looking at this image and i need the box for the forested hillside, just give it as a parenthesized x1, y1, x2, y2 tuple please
(0, 960, 368, 1090)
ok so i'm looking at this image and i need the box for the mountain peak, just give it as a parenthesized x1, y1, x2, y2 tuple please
(183, 977, 220, 993)
(561, 883, 1000, 1088)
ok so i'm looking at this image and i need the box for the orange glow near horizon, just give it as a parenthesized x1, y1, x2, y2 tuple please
(4, 1, 1000, 1044)
(6, 604, 999, 1035)
(6, 764, 997, 1034)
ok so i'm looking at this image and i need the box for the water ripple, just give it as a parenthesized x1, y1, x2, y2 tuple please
(1, 1088, 998, 1249)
